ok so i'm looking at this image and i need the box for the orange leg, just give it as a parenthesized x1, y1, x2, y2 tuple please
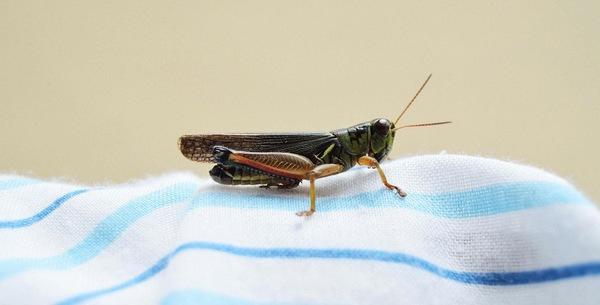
(296, 164, 344, 217)
(357, 156, 407, 197)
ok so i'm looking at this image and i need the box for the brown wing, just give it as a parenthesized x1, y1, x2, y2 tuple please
(178, 133, 337, 163)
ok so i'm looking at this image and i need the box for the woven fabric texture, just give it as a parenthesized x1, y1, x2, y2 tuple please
(0, 154, 599, 305)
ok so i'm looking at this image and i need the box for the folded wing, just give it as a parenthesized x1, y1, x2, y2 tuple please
(178, 133, 337, 163)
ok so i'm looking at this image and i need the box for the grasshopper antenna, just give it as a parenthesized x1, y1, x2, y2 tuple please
(392, 74, 451, 131)
(393, 121, 452, 131)
(394, 73, 432, 125)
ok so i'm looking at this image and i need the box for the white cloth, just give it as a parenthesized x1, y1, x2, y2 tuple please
(0, 154, 599, 305)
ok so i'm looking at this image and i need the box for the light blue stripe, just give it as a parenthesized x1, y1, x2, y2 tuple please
(191, 181, 591, 218)
(0, 181, 586, 232)
(0, 178, 40, 192)
(160, 289, 308, 305)
(0, 181, 590, 282)
(0, 189, 89, 228)
(55, 241, 600, 305)
(0, 182, 198, 280)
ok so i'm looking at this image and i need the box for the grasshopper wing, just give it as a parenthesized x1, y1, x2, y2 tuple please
(179, 133, 337, 163)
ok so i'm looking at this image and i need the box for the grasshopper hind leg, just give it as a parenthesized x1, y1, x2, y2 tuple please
(295, 163, 344, 217)
(209, 146, 345, 217)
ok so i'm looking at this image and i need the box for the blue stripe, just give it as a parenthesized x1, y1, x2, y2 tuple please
(160, 289, 305, 305)
(0, 181, 590, 281)
(0, 178, 39, 192)
(192, 181, 591, 218)
(0, 183, 199, 280)
(56, 241, 600, 305)
(0, 189, 89, 228)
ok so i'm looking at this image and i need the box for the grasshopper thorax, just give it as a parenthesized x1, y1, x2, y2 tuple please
(332, 118, 396, 164)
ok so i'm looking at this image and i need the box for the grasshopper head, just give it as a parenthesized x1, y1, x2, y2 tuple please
(369, 118, 396, 162)
(368, 74, 452, 162)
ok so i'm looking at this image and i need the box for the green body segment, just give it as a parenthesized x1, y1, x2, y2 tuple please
(209, 164, 301, 188)
(329, 118, 395, 170)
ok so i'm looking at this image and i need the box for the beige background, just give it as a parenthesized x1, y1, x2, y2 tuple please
(1, 1, 598, 203)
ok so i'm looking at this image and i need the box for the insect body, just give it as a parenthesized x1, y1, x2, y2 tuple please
(179, 75, 450, 216)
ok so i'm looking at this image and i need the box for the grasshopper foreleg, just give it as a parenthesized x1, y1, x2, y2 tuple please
(358, 156, 407, 197)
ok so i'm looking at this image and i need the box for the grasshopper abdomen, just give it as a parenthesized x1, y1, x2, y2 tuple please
(209, 164, 301, 188)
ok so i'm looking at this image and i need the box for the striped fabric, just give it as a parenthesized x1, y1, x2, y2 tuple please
(0, 154, 599, 305)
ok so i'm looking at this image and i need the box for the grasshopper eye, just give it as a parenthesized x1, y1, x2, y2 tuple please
(373, 119, 391, 136)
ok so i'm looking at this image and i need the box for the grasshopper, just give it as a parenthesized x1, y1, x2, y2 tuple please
(179, 74, 450, 216)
